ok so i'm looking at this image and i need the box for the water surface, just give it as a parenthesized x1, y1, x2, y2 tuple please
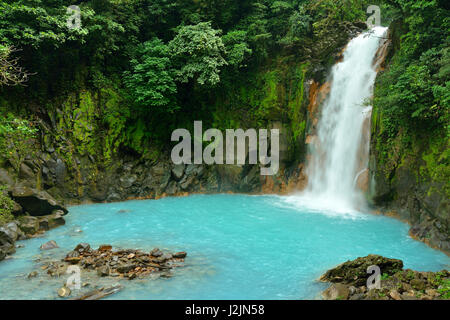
(0, 194, 448, 300)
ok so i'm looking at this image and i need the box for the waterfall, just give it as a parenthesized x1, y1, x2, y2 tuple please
(302, 27, 389, 213)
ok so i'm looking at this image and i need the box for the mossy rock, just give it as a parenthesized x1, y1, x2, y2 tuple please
(320, 255, 404, 286)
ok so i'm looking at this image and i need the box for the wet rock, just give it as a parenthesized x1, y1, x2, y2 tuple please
(171, 164, 185, 181)
(150, 248, 163, 257)
(0, 168, 14, 186)
(0, 227, 16, 260)
(410, 278, 426, 291)
(98, 245, 112, 252)
(55, 159, 67, 185)
(71, 284, 121, 300)
(17, 216, 40, 235)
(2, 222, 22, 242)
(165, 181, 178, 195)
(74, 243, 91, 253)
(60, 244, 187, 282)
(320, 255, 403, 286)
(19, 163, 35, 180)
(40, 240, 59, 250)
(349, 293, 365, 300)
(12, 201, 23, 216)
(65, 250, 81, 264)
(425, 288, 438, 297)
(116, 264, 135, 274)
(58, 286, 71, 298)
(159, 171, 171, 190)
(38, 211, 65, 231)
(173, 252, 187, 259)
(0, 227, 14, 245)
(180, 175, 195, 190)
(106, 192, 121, 202)
(97, 265, 110, 277)
(27, 271, 38, 279)
(321, 255, 449, 300)
(389, 290, 402, 300)
(10, 186, 68, 216)
(322, 283, 350, 300)
(120, 174, 137, 188)
(401, 293, 418, 300)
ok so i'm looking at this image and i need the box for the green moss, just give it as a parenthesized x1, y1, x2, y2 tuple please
(289, 63, 309, 142)
(102, 88, 128, 162)
(0, 186, 15, 225)
(72, 90, 98, 156)
(420, 134, 450, 196)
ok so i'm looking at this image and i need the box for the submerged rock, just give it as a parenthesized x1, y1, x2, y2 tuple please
(70, 284, 121, 300)
(57, 286, 71, 298)
(40, 240, 59, 250)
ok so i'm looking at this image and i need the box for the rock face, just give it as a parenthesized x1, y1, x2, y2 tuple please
(0, 214, 66, 261)
(10, 186, 68, 216)
(320, 255, 403, 286)
(0, 227, 16, 261)
(320, 255, 449, 300)
(369, 25, 450, 255)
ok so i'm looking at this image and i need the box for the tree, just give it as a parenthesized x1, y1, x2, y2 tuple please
(0, 114, 38, 173)
(0, 44, 31, 86)
(169, 22, 228, 86)
(123, 38, 178, 112)
(222, 30, 252, 68)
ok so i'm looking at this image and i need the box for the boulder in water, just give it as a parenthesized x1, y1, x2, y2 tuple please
(40, 240, 59, 251)
(320, 254, 403, 286)
(57, 286, 71, 298)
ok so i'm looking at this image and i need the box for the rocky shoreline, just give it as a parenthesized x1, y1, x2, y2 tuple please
(320, 255, 449, 300)
(1, 176, 449, 301)
(33, 243, 187, 299)
(0, 186, 68, 262)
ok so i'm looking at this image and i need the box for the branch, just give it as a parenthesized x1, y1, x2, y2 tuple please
(0, 45, 34, 86)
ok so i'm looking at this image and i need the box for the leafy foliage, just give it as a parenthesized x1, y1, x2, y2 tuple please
(0, 185, 15, 225)
(374, 0, 449, 138)
(123, 38, 178, 112)
(0, 44, 30, 86)
(169, 22, 228, 86)
(0, 113, 38, 172)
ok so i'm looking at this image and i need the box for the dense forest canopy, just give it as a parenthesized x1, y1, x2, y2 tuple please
(0, 0, 448, 158)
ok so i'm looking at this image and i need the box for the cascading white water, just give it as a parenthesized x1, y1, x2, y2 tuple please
(300, 27, 388, 214)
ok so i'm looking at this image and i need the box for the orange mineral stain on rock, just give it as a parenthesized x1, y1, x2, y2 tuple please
(260, 164, 307, 195)
(308, 81, 330, 117)
(373, 37, 391, 73)
(355, 169, 369, 193)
